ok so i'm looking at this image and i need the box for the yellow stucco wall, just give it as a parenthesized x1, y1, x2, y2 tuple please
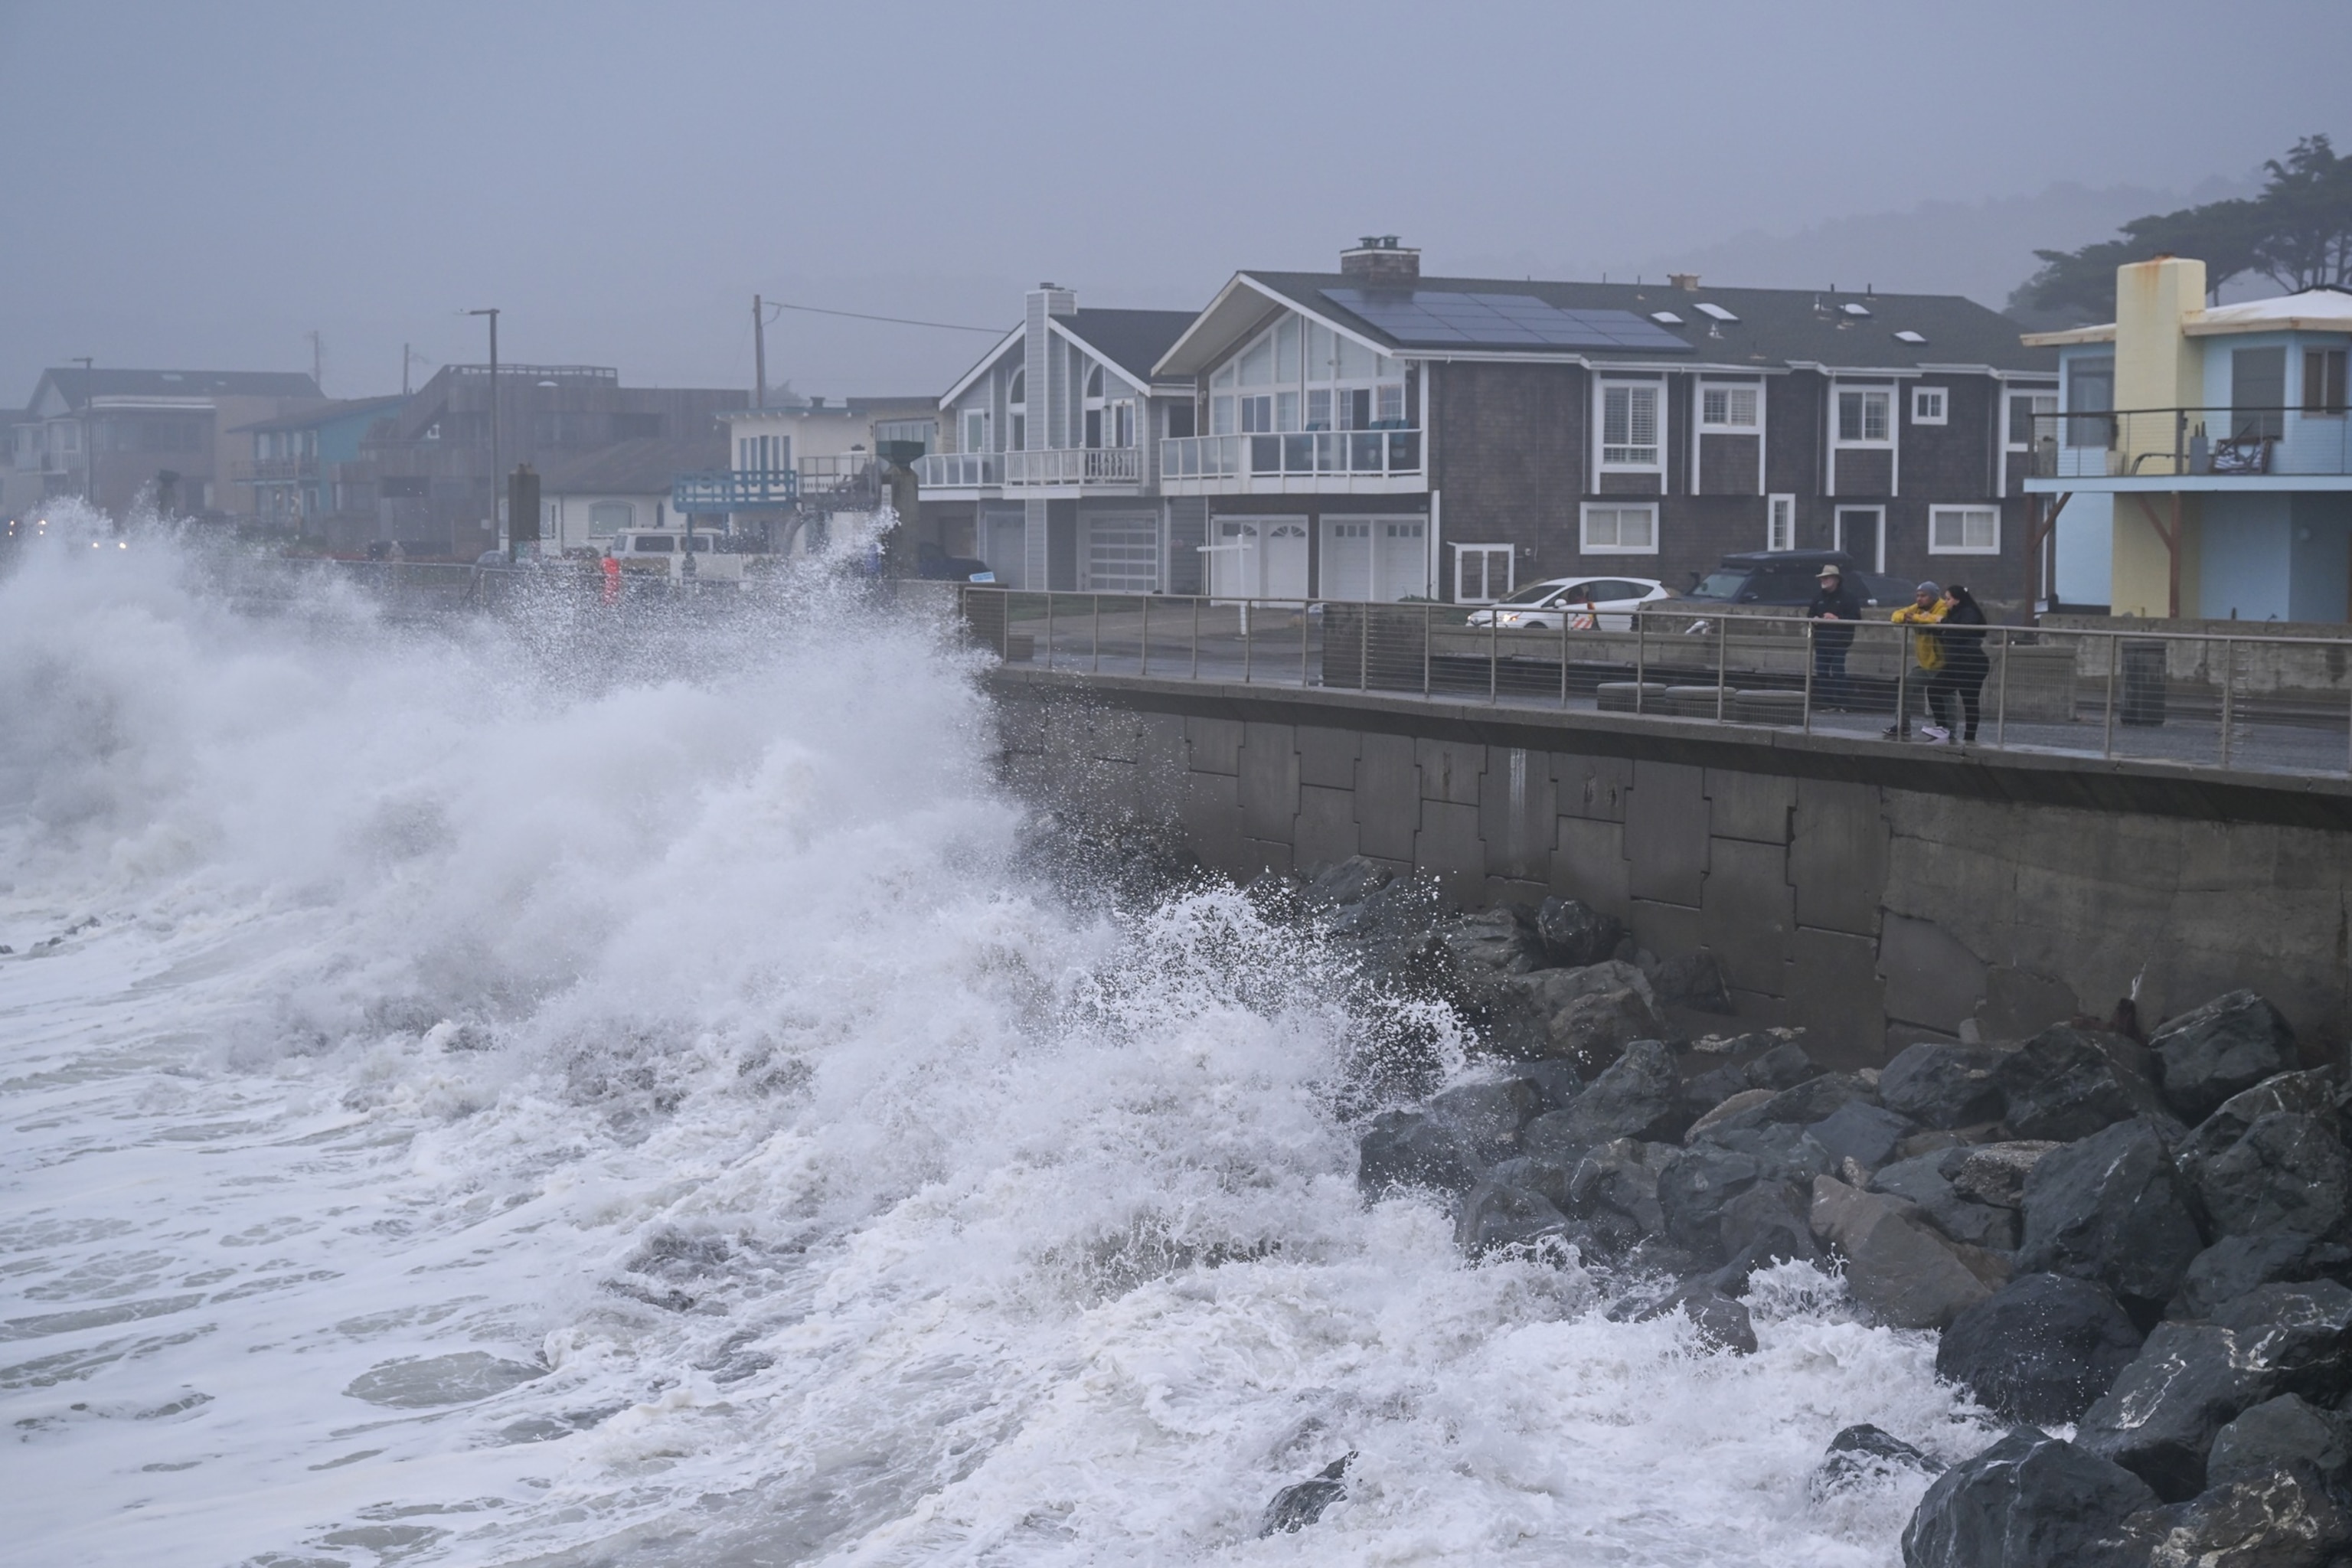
(2109, 258, 2207, 614)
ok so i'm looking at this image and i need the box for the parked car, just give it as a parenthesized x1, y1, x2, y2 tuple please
(1682, 550, 1908, 609)
(917, 541, 993, 582)
(609, 529, 744, 580)
(1464, 576, 1672, 632)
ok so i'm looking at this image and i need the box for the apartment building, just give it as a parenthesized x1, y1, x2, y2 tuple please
(5, 368, 323, 524)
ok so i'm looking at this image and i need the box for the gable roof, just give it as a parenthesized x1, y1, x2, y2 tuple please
(1158, 272, 2056, 378)
(1059, 309, 1195, 384)
(31, 368, 324, 411)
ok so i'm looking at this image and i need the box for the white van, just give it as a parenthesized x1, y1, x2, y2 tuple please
(610, 531, 744, 580)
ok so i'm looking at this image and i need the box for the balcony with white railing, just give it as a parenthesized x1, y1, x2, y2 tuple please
(1159, 428, 1424, 495)
(916, 451, 1003, 492)
(1004, 446, 1143, 488)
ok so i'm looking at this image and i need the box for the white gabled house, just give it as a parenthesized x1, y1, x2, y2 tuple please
(916, 286, 1197, 590)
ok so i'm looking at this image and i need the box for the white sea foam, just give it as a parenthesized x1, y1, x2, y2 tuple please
(0, 525, 1991, 1566)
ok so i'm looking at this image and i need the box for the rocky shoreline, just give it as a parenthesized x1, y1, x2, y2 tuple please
(1250, 854, 2352, 1565)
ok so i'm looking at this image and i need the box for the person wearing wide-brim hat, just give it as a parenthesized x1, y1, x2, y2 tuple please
(1805, 563, 1864, 710)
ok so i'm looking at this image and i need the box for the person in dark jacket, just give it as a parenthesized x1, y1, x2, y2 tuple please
(1805, 564, 1864, 709)
(1923, 583, 1991, 743)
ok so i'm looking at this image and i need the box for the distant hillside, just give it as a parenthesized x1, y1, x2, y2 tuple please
(1459, 178, 2252, 319)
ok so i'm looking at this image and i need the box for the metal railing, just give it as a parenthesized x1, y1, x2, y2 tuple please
(916, 451, 1003, 488)
(1004, 446, 1142, 486)
(1159, 428, 1423, 484)
(671, 468, 799, 509)
(954, 585, 2352, 780)
(2029, 407, 2352, 479)
(237, 458, 318, 483)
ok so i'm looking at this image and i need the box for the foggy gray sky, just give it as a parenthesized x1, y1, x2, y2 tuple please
(2, 0, 2344, 403)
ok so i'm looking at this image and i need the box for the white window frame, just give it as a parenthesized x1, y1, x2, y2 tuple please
(1579, 502, 1659, 556)
(2004, 390, 2057, 452)
(1910, 387, 1949, 426)
(1929, 505, 2000, 555)
(962, 408, 989, 453)
(1699, 383, 1760, 432)
(1453, 542, 1514, 603)
(1834, 386, 1894, 447)
(1596, 380, 1665, 472)
(1766, 494, 1795, 553)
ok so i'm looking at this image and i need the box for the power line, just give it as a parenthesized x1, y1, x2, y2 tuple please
(763, 299, 1004, 335)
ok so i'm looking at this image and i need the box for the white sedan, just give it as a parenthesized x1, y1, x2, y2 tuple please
(1463, 576, 1673, 632)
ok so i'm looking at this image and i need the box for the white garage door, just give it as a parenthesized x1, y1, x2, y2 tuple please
(1321, 514, 1428, 601)
(1083, 514, 1158, 593)
(1320, 519, 1373, 601)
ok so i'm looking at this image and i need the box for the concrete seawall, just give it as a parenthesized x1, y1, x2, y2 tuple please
(986, 667, 2352, 1063)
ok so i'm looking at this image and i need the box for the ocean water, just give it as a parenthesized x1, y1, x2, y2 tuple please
(0, 521, 1991, 1566)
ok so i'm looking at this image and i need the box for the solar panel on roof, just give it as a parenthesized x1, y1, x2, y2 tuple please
(1321, 289, 1693, 353)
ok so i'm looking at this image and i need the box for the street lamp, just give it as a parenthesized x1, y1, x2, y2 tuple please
(468, 309, 501, 558)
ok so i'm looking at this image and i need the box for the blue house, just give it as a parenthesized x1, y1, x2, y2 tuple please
(235, 394, 407, 538)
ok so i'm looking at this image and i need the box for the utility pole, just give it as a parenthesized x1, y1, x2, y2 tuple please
(468, 309, 501, 556)
(753, 294, 766, 411)
(70, 356, 96, 508)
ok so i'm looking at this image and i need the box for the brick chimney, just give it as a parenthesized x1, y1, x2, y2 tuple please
(1339, 236, 1419, 287)
(1669, 273, 1700, 292)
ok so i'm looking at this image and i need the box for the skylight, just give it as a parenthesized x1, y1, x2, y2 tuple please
(1893, 329, 1926, 344)
(1650, 311, 1684, 325)
(1694, 302, 1738, 322)
(1841, 302, 1873, 318)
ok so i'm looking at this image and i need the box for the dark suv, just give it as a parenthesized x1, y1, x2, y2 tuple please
(1684, 550, 1908, 608)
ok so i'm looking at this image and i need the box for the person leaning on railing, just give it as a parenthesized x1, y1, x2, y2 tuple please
(1925, 585, 1989, 744)
(1886, 582, 1949, 741)
(1805, 564, 1863, 709)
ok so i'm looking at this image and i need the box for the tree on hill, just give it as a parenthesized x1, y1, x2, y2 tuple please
(2011, 135, 2351, 321)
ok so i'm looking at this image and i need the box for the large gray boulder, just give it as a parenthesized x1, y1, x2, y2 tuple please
(1807, 1102, 1918, 1171)
(1659, 1125, 1832, 1263)
(1435, 906, 1547, 975)
(2206, 1394, 2350, 1490)
(2150, 991, 2298, 1122)
(2170, 1232, 2352, 1322)
(1453, 1179, 1572, 1255)
(1534, 896, 1625, 969)
(2189, 1111, 2350, 1240)
(1873, 1150, 2022, 1251)
(1936, 1273, 2145, 1426)
(1810, 1423, 1945, 1503)
(1707, 1073, 1880, 1138)
(2118, 1461, 2350, 1567)
(1994, 1025, 2164, 1143)
(1563, 1138, 1677, 1241)
(1522, 1040, 1681, 1159)
(1423, 1077, 1544, 1165)
(2076, 1282, 2352, 1499)
(2017, 1117, 2205, 1311)
(1811, 1176, 1993, 1331)
(1880, 1042, 2008, 1129)
(1900, 1427, 2157, 1568)
(1357, 1110, 1481, 1197)
(1950, 1142, 2061, 1210)
(1507, 962, 1666, 1072)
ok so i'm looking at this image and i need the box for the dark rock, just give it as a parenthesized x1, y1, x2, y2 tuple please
(1649, 949, 1734, 1014)
(1950, 1142, 2061, 1210)
(1563, 1138, 1677, 1240)
(1811, 1423, 1944, 1501)
(2207, 1395, 2350, 1489)
(2151, 991, 2299, 1123)
(1683, 1291, 1757, 1354)
(1881, 1042, 2009, 1130)
(1480, 1155, 1572, 1213)
(2118, 1461, 2350, 1567)
(2171, 1233, 2352, 1322)
(1535, 896, 1625, 969)
(1454, 1180, 1572, 1255)
(2017, 1117, 2205, 1311)
(1811, 1176, 1994, 1330)
(2177, 1071, 2341, 1191)
(1425, 1078, 1544, 1165)
(2190, 1112, 2350, 1240)
(1357, 1111, 1481, 1197)
(1808, 1102, 1919, 1171)
(1995, 1025, 2166, 1142)
(1900, 1426, 2157, 1568)
(1259, 1453, 1352, 1537)
(1710, 1073, 1880, 1138)
(1873, 1151, 2022, 1251)
(1659, 1127, 1832, 1263)
(1497, 1060, 1585, 1116)
(2076, 1282, 2352, 1499)
(1936, 1273, 2145, 1426)
(1747, 1039, 1826, 1092)
(1542, 988, 1668, 1073)
(1716, 1179, 1824, 1274)
(1686, 1086, 1776, 1142)
(1435, 907, 1547, 975)
(1523, 1040, 1682, 1160)
(1680, 1063, 1754, 1122)
(1305, 856, 1393, 910)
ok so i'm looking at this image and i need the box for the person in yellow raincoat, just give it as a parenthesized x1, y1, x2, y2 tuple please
(1886, 581, 1948, 740)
